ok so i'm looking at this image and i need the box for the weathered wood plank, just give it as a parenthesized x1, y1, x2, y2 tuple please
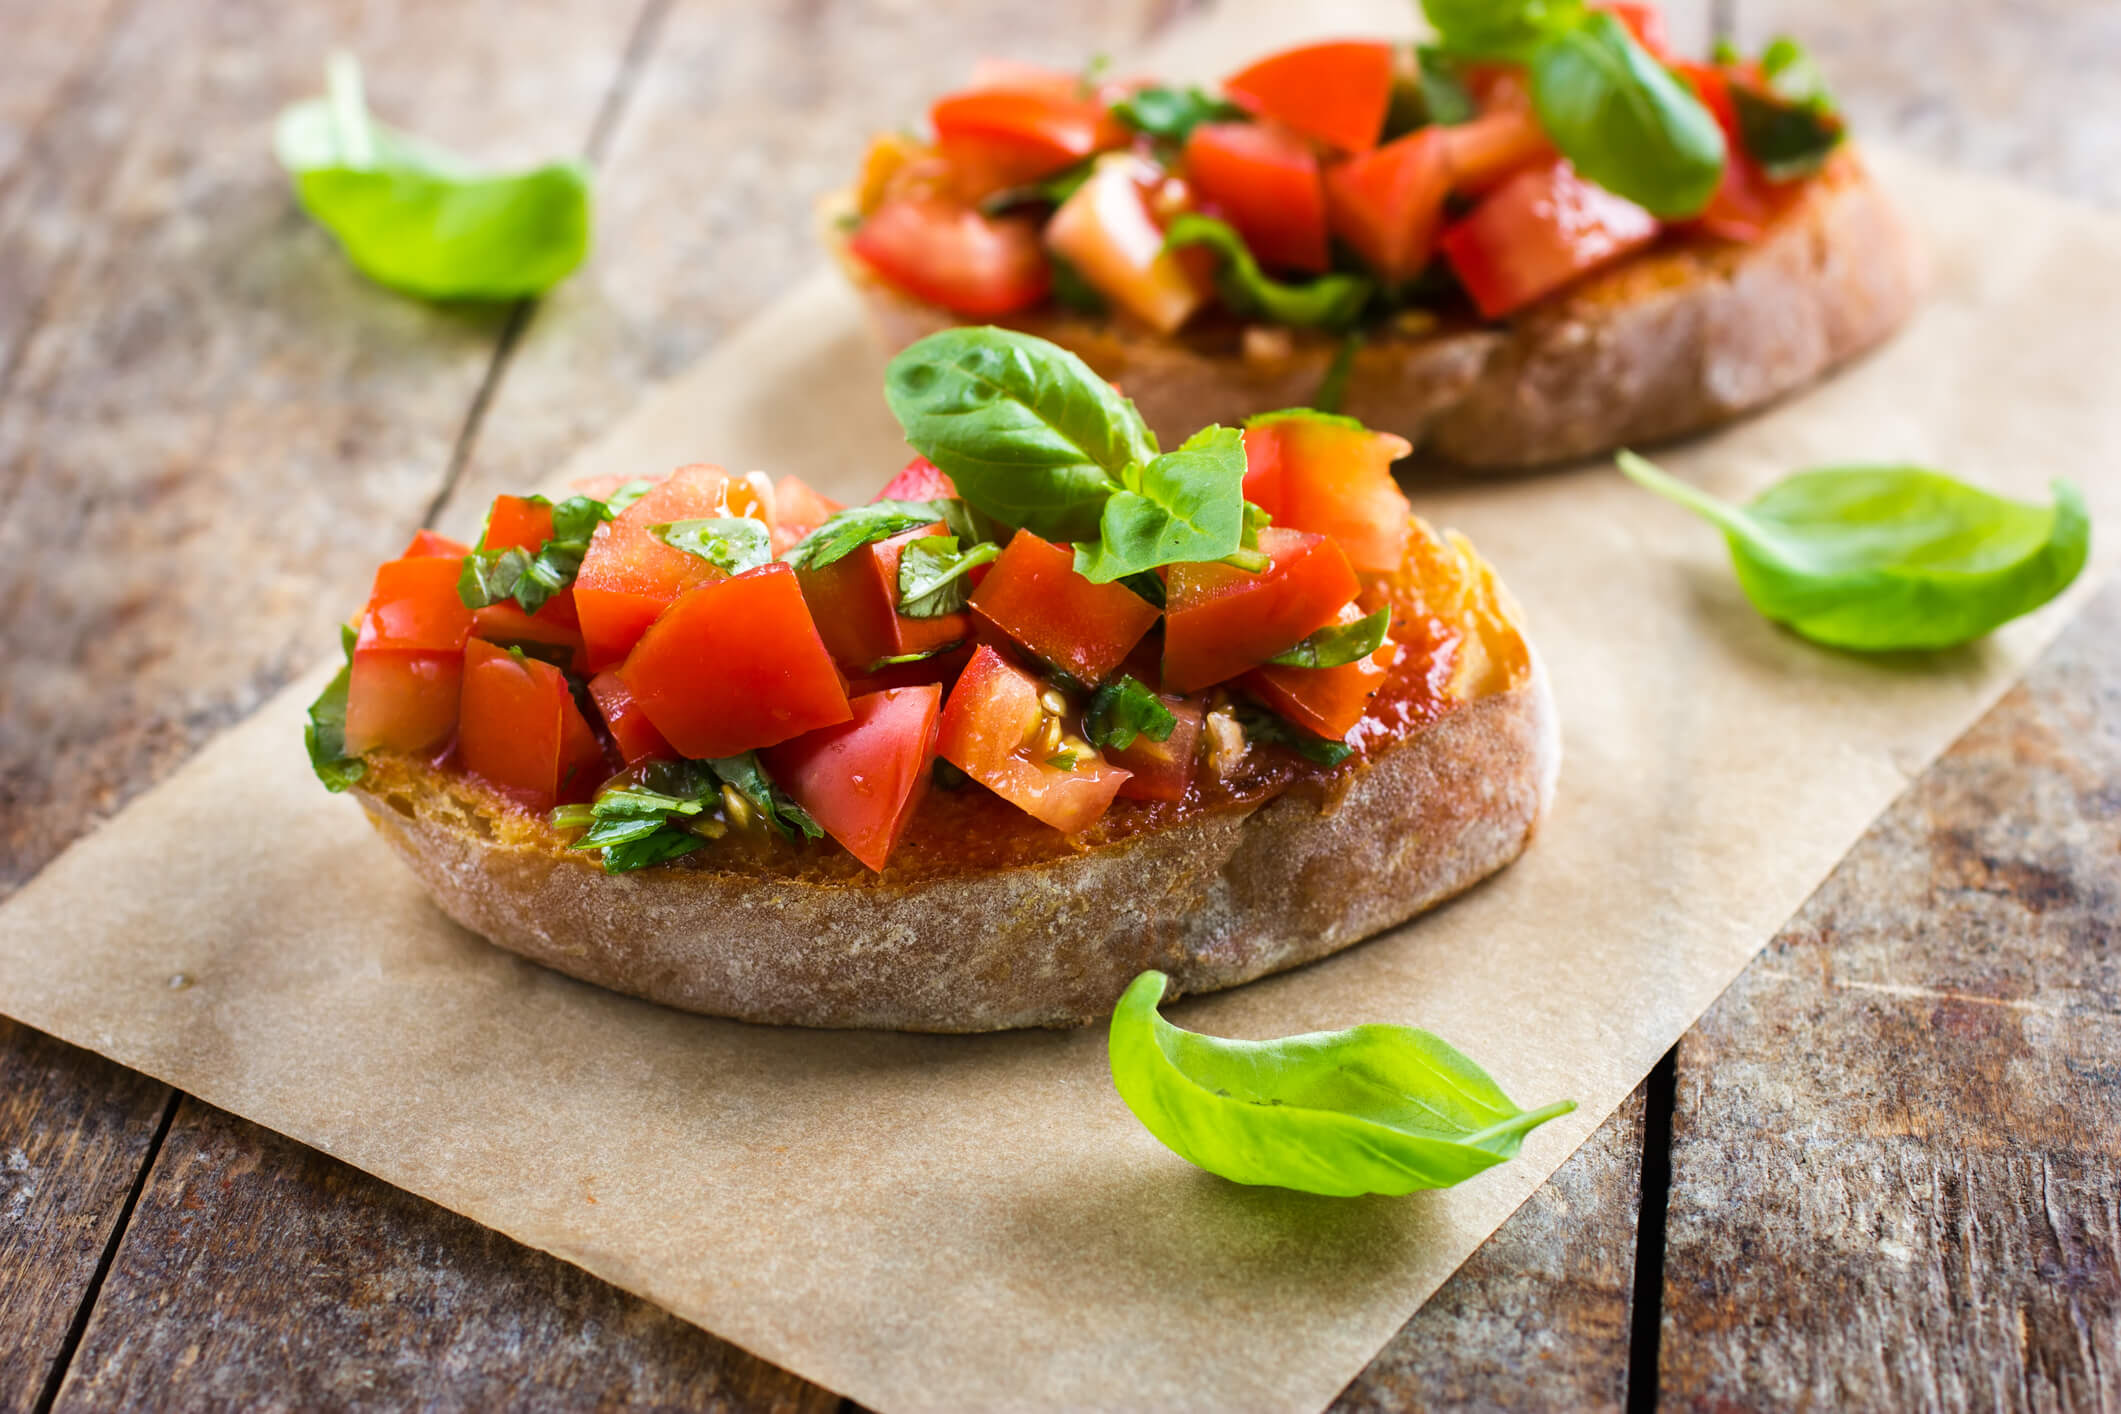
(0, 1019, 170, 1414)
(1656, 579, 2121, 1409)
(48, 1100, 839, 1413)
(1333, 1089, 1647, 1412)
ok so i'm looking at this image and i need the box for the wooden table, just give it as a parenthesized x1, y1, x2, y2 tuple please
(2, 1, 2114, 1407)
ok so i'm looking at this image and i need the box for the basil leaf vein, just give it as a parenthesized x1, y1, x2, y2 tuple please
(1162, 214, 1374, 329)
(1268, 606, 1391, 668)
(1077, 425, 1249, 584)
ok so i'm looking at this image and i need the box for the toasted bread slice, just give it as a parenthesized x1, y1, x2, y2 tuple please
(351, 520, 1556, 1032)
(834, 155, 1923, 470)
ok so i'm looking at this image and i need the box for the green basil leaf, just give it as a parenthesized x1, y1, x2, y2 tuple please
(896, 535, 1001, 617)
(707, 753, 824, 843)
(1083, 675, 1177, 752)
(274, 56, 591, 301)
(1759, 36, 1834, 107)
(1075, 425, 1248, 584)
(1108, 971, 1576, 1195)
(1312, 331, 1363, 414)
(1111, 85, 1247, 143)
(1528, 11, 1726, 217)
(1414, 46, 1480, 125)
(1232, 703, 1355, 766)
(303, 623, 365, 791)
(457, 546, 533, 611)
(1268, 606, 1391, 668)
(885, 327, 1156, 544)
(512, 543, 582, 615)
(602, 479, 655, 516)
(1420, 0, 1578, 57)
(1729, 82, 1844, 181)
(783, 499, 950, 571)
(1617, 452, 2092, 652)
(1119, 570, 1167, 609)
(460, 491, 614, 614)
(1162, 214, 1374, 329)
(548, 493, 614, 544)
(654, 517, 772, 575)
(1046, 750, 1080, 771)
(598, 828, 707, 872)
(867, 643, 966, 672)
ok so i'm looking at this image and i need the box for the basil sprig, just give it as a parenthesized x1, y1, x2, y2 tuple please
(654, 517, 772, 575)
(1618, 453, 2091, 652)
(274, 56, 591, 300)
(304, 623, 365, 791)
(1162, 215, 1374, 330)
(1423, 1, 1725, 218)
(1108, 971, 1575, 1195)
(896, 535, 1000, 617)
(1232, 703, 1354, 766)
(458, 494, 611, 616)
(1083, 676, 1177, 752)
(553, 756, 821, 874)
(1111, 86, 1247, 144)
(1268, 606, 1391, 668)
(885, 328, 1252, 584)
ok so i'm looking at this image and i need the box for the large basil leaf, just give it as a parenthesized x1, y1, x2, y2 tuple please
(304, 623, 365, 791)
(274, 56, 591, 300)
(1162, 215, 1374, 330)
(1618, 453, 2092, 652)
(1420, 0, 1576, 58)
(885, 328, 1157, 544)
(1109, 971, 1576, 1196)
(1076, 426, 1249, 584)
(1529, 12, 1725, 217)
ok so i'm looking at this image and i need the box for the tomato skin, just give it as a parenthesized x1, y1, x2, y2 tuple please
(1163, 528, 1359, 692)
(1440, 159, 1661, 320)
(573, 465, 734, 671)
(937, 646, 1130, 833)
(931, 87, 1128, 198)
(1183, 122, 1331, 273)
(481, 494, 555, 554)
(763, 686, 942, 872)
(1242, 604, 1394, 739)
(1111, 696, 1204, 802)
(618, 562, 852, 760)
(1243, 415, 1412, 572)
(850, 197, 1052, 317)
(796, 520, 972, 674)
(470, 601, 586, 671)
(343, 649, 462, 756)
(1323, 128, 1451, 284)
(969, 529, 1161, 686)
(1045, 154, 1207, 334)
(1224, 40, 1395, 153)
(875, 456, 956, 502)
(1441, 109, 1556, 194)
(586, 669, 673, 767)
(401, 529, 470, 559)
(355, 554, 473, 655)
(457, 640, 605, 809)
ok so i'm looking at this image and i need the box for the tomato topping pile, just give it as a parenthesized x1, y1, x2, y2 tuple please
(845, 13, 1849, 327)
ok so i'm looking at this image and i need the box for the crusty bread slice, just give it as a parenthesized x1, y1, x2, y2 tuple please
(834, 154, 1924, 470)
(350, 521, 1557, 1032)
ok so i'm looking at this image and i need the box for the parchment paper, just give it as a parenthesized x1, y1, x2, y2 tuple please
(4, 1, 2118, 1406)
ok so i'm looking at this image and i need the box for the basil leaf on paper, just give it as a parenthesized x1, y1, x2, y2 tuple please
(1528, 11, 1726, 217)
(654, 517, 772, 575)
(1109, 971, 1575, 1196)
(1618, 452, 2092, 652)
(1076, 426, 1249, 584)
(1162, 214, 1374, 330)
(1268, 606, 1391, 668)
(274, 55, 591, 300)
(304, 623, 365, 791)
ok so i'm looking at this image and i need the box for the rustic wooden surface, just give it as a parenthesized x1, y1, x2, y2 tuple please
(0, 0, 2114, 1409)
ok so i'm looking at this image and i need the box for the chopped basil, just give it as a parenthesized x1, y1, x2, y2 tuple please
(601, 478, 655, 516)
(303, 623, 365, 791)
(1729, 85, 1843, 180)
(782, 499, 953, 571)
(1046, 751, 1080, 771)
(1232, 703, 1355, 766)
(896, 535, 1001, 617)
(458, 492, 613, 616)
(707, 753, 823, 844)
(1414, 46, 1479, 126)
(653, 516, 772, 575)
(1110, 85, 1247, 144)
(553, 755, 818, 873)
(1083, 675, 1177, 752)
(979, 158, 1096, 217)
(1268, 606, 1391, 669)
(1118, 570, 1167, 610)
(866, 643, 966, 672)
(1162, 214, 1374, 329)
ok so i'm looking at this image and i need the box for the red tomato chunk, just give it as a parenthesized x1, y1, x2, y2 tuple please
(797, 521, 971, 674)
(1243, 415, 1411, 573)
(1112, 696, 1204, 803)
(458, 639, 604, 809)
(969, 529, 1161, 686)
(356, 554, 472, 655)
(1183, 122, 1330, 274)
(573, 465, 734, 670)
(618, 562, 851, 760)
(1163, 529, 1359, 693)
(764, 686, 942, 872)
(1324, 128, 1451, 285)
(401, 529, 470, 559)
(849, 198, 1052, 318)
(344, 649, 461, 756)
(1440, 160, 1660, 320)
(874, 456, 956, 503)
(1224, 40, 1394, 153)
(1242, 604, 1395, 739)
(588, 669, 674, 768)
(937, 646, 1130, 833)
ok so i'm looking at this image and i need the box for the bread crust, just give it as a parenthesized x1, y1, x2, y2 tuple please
(350, 530, 1556, 1033)
(836, 156, 1925, 470)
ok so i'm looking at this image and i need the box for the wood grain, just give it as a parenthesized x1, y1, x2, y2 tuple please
(1656, 580, 2121, 1409)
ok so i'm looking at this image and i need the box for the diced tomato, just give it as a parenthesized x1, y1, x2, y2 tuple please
(763, 686, 942, 872)
(1112, 696, 1204, 802)
(1163, 528, 1359, 692)
(875, 457, 957, 503)
(936, 646, 1130, 833)
(470, 601, 586, 671)
(775, 475, 843, 533)
(1045, 154, 1207, 334)
(931, 86, 1127, 199)
(572, 464, 734, 671)
(1224, 40, 1394, 153)
(401, 529, 470, 559)
(618, 562, 852, 760)
(1440, 159, 1661, 320)
(480, 494, 555, 554)
(796, 520, 971, 674)
(1673, 62, 1804, 242)
(970, 530, 1161, 685)
(1592, 2, 1673, 61)
(1441, 109, 1556, 194)
(457, 639, 605, 808)
(1242, 604, 1394, 739)
(1182, 122, 1330, 273)
(1323, 128, 1450, 283)
(1242, 413, 1412, 572)
(850, 197, 1052, 317)
(588, 670, 675, 767)
(355, 554, 473, 655)
(343, 649, 462, 756)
